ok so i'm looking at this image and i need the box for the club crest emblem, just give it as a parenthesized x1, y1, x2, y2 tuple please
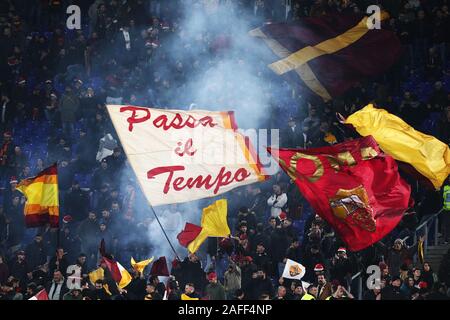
(329, 186, 376, 232)
(289, 264, 302, 277)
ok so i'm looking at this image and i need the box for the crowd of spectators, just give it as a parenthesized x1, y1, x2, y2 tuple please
(0, 0, 449, 300)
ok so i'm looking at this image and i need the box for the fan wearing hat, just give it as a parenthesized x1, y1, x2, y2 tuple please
(205, 272, 226, 300)
(330, 247, 352, 288)
(301, 244, 326, 282)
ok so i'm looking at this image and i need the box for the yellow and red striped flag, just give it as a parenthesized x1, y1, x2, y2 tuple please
(16, 163, 59, 228)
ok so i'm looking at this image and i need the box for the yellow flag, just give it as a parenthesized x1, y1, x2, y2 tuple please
(346, 104, 450, 189)
(187, 199, 230, 253)
(88, 267, 113, 295)
(89, 267, 104, 285)
(131, 256, 154, 274)
(181, 293, 199, 300)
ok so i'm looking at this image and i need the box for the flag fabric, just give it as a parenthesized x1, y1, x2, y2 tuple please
(28, 289, 49, 300)
(131, 256, 154, 274)
(282, 259, 306, 280)
(16, 164, 59, 228)
(117, 262, 132, 289)
(177, 223, 203, 247)
(187, 199, 231, 253)
(418, 239, 425, 265)
(99, 238, 130, 288)
(268, 136, 411, 251)
(100, 256, 122, 283)
(181, 293, 199, 300)
(250, 12, 401, 101)
(89, 267, 105, 286)
(88, 267, 113, 295)
(345, 104, 450, 189)
(150, 256, 170, 276)
(106, 105, 266, 206)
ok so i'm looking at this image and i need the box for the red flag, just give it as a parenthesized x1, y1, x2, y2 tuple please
(177, 223, 203, 247)
(150, 256, 170, 276)
(98, 238, 121, 283)
(29, 289, 49, 300)
(100, 256, 122, 283)
(268, 136, 411, 251)
(251, 13, 401, 101)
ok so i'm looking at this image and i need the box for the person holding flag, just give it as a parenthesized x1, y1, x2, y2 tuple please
(16, 163, 59, 228)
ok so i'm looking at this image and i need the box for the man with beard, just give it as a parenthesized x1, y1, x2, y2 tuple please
(316, 273, 333, 300)
(46, 270, 69, 300)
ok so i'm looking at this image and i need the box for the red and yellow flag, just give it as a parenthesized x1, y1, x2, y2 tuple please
(16, 164, 59, 228)
(269, 136, 411, 251)
(250, 12, 401, 101)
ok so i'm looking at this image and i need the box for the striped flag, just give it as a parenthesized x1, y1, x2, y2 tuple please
(250, 12, 401, 101)
(16, 164, 59, 228)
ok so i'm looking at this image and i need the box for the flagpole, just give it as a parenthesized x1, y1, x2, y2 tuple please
(148, 203, 181, 261)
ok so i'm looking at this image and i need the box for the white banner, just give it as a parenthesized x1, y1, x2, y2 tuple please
(107, 105, 265, 206)
(282, 259, 306, 280)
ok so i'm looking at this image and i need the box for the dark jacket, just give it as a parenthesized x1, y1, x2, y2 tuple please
(25, 241, 47, 270)
(77, 218, 99, 247)
(205, 282, 226, 300)
(178, 258, 206, 294)
(64, 187, 90, 222)
(46, 279, 69, 300)
(247, 277, 275, 300)
(381, 285, 407, 300)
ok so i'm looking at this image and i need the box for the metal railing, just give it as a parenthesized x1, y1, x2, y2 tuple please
(349, 208, 445, 300)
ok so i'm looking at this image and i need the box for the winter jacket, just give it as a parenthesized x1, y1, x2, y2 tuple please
(205, 282, 226, 300)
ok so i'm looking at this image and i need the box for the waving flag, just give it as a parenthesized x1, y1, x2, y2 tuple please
(150, 256, 170, 276)
(99, 239, 132, 288)
(107, 105, 266, 206)
(250, 12, 401, 101)
(16, 164, 59, 228)
(131, 256, 154, 274)
(177, 223, 203, 247)
(187, 199, 231, 253)
(282, 259, 306, 280)
(346, 104, 450, 189)
(269, 136, 411, 251)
